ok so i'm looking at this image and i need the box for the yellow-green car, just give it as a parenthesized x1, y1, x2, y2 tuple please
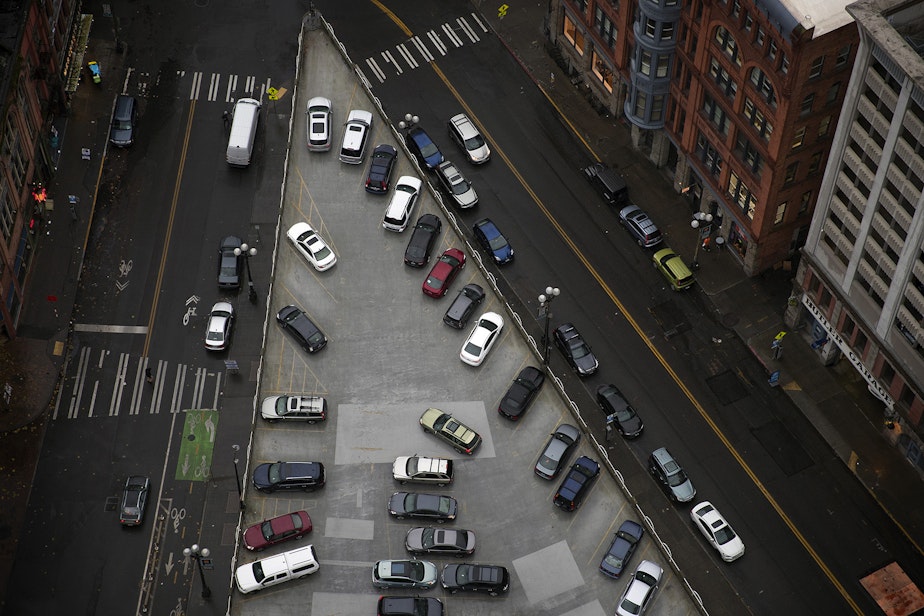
(653, 248, 694, 291)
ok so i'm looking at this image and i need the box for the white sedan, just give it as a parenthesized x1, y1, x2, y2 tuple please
(204, 302, 234, 351)
(305, 96, 332, 152)
(460, 311, 504, 366)
(690, 501, 745, 562)
(287, 222, 337, 271)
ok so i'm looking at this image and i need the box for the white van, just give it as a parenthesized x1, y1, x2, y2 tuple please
(226, 98, 262, 167)
(235, 544, 319, 594)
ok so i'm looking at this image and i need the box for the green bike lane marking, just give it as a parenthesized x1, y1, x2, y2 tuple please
(175, 409, 219, 482)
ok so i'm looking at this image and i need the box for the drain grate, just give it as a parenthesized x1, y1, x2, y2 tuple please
(706, 370, 750, 405)
(752, 420, 814, 477)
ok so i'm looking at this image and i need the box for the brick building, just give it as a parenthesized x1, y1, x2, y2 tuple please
(548, 0, 859, 275)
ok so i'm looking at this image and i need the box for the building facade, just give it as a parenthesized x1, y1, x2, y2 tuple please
(797, 0, 924, 473)
(548, 0, 859, 274)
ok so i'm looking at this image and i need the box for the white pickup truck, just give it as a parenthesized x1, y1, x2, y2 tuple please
(260, 395, 327, 423)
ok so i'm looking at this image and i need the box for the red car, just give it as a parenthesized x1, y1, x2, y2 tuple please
(243, 510, 312, 551)
(422, 248, 465, 298)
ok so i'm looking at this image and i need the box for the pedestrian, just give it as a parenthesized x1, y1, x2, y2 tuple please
(702, 236, 712, 252)
(222, 110, 230, 128)
(145, 367, 153, 384)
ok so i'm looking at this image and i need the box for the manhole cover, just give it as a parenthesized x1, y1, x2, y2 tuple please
(706, 370, 749, 405)
(752, 421, 814, 477)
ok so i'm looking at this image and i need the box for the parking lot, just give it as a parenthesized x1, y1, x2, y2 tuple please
(230, 27, 691, 616)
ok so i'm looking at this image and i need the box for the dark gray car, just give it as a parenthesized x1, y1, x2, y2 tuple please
(648, 447, 696, 503)
(276, 305, 327, 353)
(534, 423, 581, 479)
(443, 284, 485, 329)
(217, 235, 243, 289)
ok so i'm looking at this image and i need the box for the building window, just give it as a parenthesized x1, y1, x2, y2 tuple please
(656, 56, 670, 78)
(792, 126, 806, 149)
(781, 53, 789, 74)
(594, 7, 617, 48)
(0, 187, 12, 241)
(826, 82, 840, 106)
(728, 171, 757, 218)
(800, 93, 814, 117)
(799, 190, 812, 212)
(732, 0, 741, 17)
(651, 94, 665, 121)
(744, 13, 753, 31)
(714, 26, 742, 65)
(808, 151, 822, 174)
(784, 162, 798, 185)
(572, 0, 588, 13)
(768, 39, 777, 61)
(662, 22, 674, 40)
(635, 90, 648, 117)
(743, 98, 773, 142)
(640, 50, 652, 75)
(646, 18, 657, 38)
(774, 201, 787, 224)
(809, 56, 824, 79)
(748, 67, 776, 107)
(702, 93, 731, 136)
(735, 135, 763, 176)
(563, 15, 586, 56)
(836, 44, 851, 66)
(696, 132, 724, 177)
(818, 115, 831, 137)
(710, 57, 737, 100)
(755, 26, 765, 48)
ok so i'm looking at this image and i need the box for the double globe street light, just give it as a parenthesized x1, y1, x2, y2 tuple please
(690, 211, 713, 270)
(234, 243, 258, 303)
(183, 543, 211, 599)
(538, 286, 560, 366)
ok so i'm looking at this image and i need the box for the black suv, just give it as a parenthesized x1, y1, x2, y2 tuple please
(498, 366, 545, 420)
(365, 144, 397, 193)
(441, 563, 509, 595)
(217, 235, 243, 290)
(276, 305, 327, 353)
(443, 283, 485, 329)
(597, 384, 644, 439)
(377, 596, 444, 616)
(404, 214, 442, 267)
(252, 461, 326, 493)
(553, 455, 600, 511)
(553, 323, 599, 376)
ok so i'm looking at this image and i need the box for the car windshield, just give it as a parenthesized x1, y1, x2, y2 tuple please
(251, 562, 267, 584)
(636, 570, 658, 586)
(220, 264, 237, 277)
(206, 330, 224, 341)
(114, 119, 132, 130)
(667, 468, 688, 487)
(421, 527, 436, 547)
(260, 521, 275, 540)
(451, 180, 469, 195)
(464, 135, 485, 150)
(308, 332, 325, 346)
(604, 553, 624, 568)
(426, 276, 445, 290)
(463, 341, 483, 355)
(713, 525, 737, 545)
(313, 245, 332, 260)
(615, 405, 636, 422)
(441, 255, 461, 267)
(267, 463, 283, 484)
(480, 320, 499, 332)
(396, 184, 417, 195)
(570, 342, 591, 359)
(620, 595, 643, 615)
(487, 234, 507, 250)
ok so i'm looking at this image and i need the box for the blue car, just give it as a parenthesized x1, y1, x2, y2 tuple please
(473, 218, 514, 265)
(405, 127, 444, 170)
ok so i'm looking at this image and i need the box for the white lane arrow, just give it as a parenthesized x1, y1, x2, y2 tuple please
(165, 551, 175, 575)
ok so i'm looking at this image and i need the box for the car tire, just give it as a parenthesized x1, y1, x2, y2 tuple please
(396, 515, 405, 520)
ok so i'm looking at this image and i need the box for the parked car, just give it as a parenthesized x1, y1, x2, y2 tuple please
(204, 301, 234, 351)
(109, 94, 137, 147)
(373, 559, 438, 589)
(690, 501, 745, 562)
(618, 204, 663, 247)
(460, 311, 504, 366)
(339, 109, 373, 163)
(405, 126, 444, 170)
(553, 455, 600, 511)
(472, 218, 514, 264)
(653, 247, 695, 291)
(252, 461, 325, 493)
(596, 384, 644, 438)
(217, 235, 243, 289)
(442, 283, 485, 329)
(423, 248, 465, 298)
(392, 455, 453, 485)
(388, 492, 458, 522)
(365, 144, 398, 193)
(648, 447, 696, 503)
(305, 96, 332, 152)
(553, 322, 599, 376)
(235, 545, 319, 594)
(404, 214, 442, 267)
(583, 161, 628, 207)
(377, 596, 444, 616)
(119, 475, 150, 526)
(446, 113, 490, 164)
(600, 520, 645, 578)
(287, 222, 337, 271)
(405, 527, 476, 556)
(534, 423, 581, 480)
(276, 305, 327, 353)
(243, 510, 312, 551)
(440, 563, 509, 595)
(260, 395, 327, 423)
(434, 160, 478, 208)
(498, 366, 545, 420)
(383, 176, 423, 232)
(419, 407, 483, 455)
(615, 560, 662, 616)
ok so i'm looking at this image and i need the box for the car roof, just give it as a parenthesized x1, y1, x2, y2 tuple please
(346, 109, 372, 124)
(306, 96, 331, 110)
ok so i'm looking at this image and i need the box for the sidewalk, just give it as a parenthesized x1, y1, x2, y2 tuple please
(484, 0, 924, 554)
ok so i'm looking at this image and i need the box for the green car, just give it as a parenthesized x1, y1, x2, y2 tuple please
(652, 248, 694, 291)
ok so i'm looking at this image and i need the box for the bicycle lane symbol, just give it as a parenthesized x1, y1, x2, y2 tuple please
(170, 597, 185, 616)
(170, 506, 186, 534)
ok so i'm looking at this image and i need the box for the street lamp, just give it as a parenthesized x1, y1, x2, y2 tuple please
(234, 243, 258, 304)
(183, 543, 211, 599)
(690, 211, 713, 270)
(538, 286, 560, 366)
(232, 444, 244, 511)
(397, 113, 419, 133)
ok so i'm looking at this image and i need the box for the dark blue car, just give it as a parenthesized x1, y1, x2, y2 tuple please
(405, 127, 444, 170)
(473, 218, 514, 265)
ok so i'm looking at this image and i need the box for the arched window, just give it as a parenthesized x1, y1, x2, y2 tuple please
(714, 26, 741, 66)
(748, 67, 776, 108)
